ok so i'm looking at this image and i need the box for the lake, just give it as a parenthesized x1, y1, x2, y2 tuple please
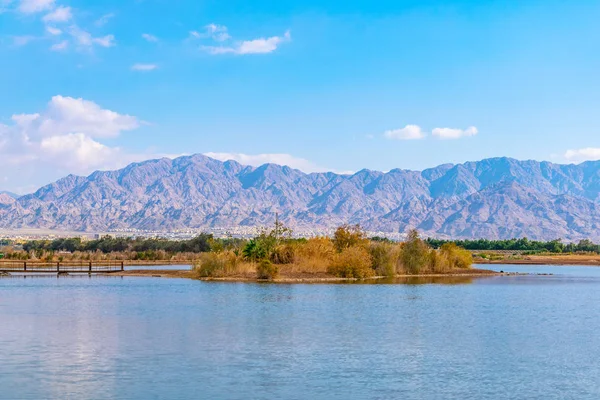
(1, 265, 600, 399)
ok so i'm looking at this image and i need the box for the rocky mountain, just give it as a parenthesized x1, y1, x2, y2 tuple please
(2, 155, 600, 240)
(0, 190, 19, 198)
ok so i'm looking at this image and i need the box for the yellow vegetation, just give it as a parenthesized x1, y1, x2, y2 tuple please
(332, 224, 369, 252)
(290, 237, 335, 273)
(327, 246, 375, 279)
(194, 251, 254, 278)
(440, 243, 473, 270)
(256, 259, 279, 280)
(192, 227, 474, 280)
(369, 242, 400, 277)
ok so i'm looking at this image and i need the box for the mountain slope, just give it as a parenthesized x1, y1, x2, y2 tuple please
(2, 155, 600, 240)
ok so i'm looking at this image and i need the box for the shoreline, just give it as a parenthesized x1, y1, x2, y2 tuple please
(106, 268, 514, 283)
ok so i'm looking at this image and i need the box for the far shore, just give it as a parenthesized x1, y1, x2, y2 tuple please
(476, 254, 600, 266)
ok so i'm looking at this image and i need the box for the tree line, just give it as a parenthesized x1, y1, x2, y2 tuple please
(20, 235, 217, 254)
(425, 237, 600, 253)
(5, 235, 600, 256)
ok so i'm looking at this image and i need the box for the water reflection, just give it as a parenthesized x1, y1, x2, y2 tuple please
(369, 275, 477, 285)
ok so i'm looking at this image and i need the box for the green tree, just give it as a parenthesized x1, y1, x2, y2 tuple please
(332, 224, 368, 252)
(400, 230, 431, 274)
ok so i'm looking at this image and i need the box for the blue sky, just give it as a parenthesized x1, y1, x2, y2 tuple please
(1, 0, 600, 193)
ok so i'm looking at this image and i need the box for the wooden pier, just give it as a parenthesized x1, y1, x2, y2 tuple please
(0, 261, 124, 274)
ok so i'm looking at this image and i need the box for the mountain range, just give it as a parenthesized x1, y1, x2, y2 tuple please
(2, 155, 600, 240)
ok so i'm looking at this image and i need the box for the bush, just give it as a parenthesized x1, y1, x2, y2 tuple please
(256, 259, 279, 280)
(440, 243, 473, 269)
(332, 224, 368, 252)
(297, 237, 335, 259)
(428, 250, 451, 273)
(271, 243, 297, 264)
(328, 246, 374, 279)
(369, 242, 399, 277)
(242, 239, 268, 261)
(399, 230, 431, 274)
(293, 237, 336, 273)
(194, 252, 241, 277)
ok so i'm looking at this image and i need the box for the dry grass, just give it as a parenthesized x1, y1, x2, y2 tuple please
(285, 237, 335, 273)
(193, 251, 255, 278)
(327, 246, 375, 279)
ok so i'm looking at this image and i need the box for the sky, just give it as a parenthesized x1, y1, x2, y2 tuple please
(1, 0, 599, 193)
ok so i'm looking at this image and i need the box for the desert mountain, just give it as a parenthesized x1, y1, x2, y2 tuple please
(2, 155, 600, 240)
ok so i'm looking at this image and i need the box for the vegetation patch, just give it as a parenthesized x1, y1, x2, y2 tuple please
(328, 246, 375, 279)
(2, 222, 480, 281)
(256, 260, 279, 280)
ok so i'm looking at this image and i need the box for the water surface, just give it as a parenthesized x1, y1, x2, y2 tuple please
(1, 265, 599, 399)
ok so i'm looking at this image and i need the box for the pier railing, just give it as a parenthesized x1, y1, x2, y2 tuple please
(0, 260, 125, 273)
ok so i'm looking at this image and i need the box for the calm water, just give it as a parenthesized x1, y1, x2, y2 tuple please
(1, 265, 600, 399)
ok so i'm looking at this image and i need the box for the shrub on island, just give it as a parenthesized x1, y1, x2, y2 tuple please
(327, 246, 375, 279)
(256, 259, 279, 280)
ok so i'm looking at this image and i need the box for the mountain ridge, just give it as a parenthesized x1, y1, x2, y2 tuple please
(2, 155, 600, 240)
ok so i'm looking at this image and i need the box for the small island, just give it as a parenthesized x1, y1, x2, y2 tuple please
(189, 224, 494, 282)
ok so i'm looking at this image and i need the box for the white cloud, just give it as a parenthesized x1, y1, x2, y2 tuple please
(94, 12, 114, 27)
(142, 33, 158, 43)
(50, 39, 67, 51)
(42, 5, 71, 23)
(202, 30, 291, 55)
(69, 26, 93, 46)
(14, 95, 139, 139)
(68, 26, 115, 48)
(0, 96, 149, 189)
(384, 125, 426, 140)
(11, 113, 40, 126)
(131, 63, 158, 71)
(432, 126, 478, 139)
(11, 4, 114, 54)
(39, 133, 123, 169)
(18, 0, 54, 13)
(46, 26, 62, 35)
(204, 152, 346, 174)
(564, 148, 600, 163)
(190, 23, 230, 42)
(204, 23, 230, 42)
(93, 34, 114, 47)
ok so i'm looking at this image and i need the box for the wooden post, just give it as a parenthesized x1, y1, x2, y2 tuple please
(57, 262, 60, 273)
(24, 261, 26, 272)
(121, 261, 124, 271)
(89, 261, 92, 273)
